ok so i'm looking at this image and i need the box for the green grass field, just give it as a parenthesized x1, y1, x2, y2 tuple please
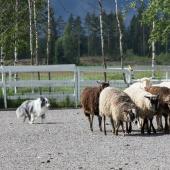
(1, 51, 169, 108)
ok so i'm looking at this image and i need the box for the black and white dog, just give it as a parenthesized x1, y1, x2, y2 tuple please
(16, 97, 50, 124)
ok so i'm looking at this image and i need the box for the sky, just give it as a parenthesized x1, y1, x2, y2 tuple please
(51, 0, 136, 27)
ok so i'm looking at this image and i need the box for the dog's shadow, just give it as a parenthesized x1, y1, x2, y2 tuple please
(33, 122, 63, 125)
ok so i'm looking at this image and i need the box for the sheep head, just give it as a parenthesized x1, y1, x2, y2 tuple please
(144, 94, 159, 112)
(164, 95, 170, 110)
(123, 107, 138, 123)
(96, 80, 110, 89)
(139, 77, 152, 89)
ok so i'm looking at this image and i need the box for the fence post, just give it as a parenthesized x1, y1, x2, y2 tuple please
(74, 67, 77, 108)
(38, 72, 42, 95)
(1, 66, 7, 109)
(123, 68, 132, 87)
(165, 72, 168, 80)
(77, 67, 80, 106)
(74, 66, 80, 108)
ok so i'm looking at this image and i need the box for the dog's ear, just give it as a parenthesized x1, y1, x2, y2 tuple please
(40, 96, 45, 102)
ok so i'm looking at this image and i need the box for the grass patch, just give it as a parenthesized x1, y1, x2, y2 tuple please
(82, 72, 123, 80)
(0, 96, 75, 109)
(49, 96, 75, 108)
(133, 71, 165, 79)
(6, 87, 74, 96)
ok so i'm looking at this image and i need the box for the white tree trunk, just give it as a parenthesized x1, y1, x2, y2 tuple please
(151, 21, 155, 78)
(14, 0, 18, 66)
(33, 0, 38, 65)
(46, 0, 51, 65)
(98, 0, 107, 82)
(47, 0, 51, 92)
(0, 46, 7, 108)
(28, 0, 33, 65)
(114, 0, 123, 69)
(0, 46, 4, 66)
(14, 0, 19, 94)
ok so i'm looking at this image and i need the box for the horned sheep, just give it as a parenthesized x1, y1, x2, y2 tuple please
(99, 87, 137, 136)
(80, 81, 109, 132)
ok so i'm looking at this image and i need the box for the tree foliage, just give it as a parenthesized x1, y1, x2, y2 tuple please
(143, 0, 170, 44)
(0, 1, 169, 65)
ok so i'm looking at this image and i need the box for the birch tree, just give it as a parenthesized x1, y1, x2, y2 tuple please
(46, 0, 51, 65)
(14, 0, 18, 67)
(28, 0, 34, 65)
(14, 0, 19, 93)
(98, 0, 107, 82)
(33, 0, 39, 65)
(151, 21, 155, 78)
(114, 0, 124, 69)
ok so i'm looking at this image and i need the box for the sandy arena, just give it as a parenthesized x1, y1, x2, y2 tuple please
(0, 109, 170, 170)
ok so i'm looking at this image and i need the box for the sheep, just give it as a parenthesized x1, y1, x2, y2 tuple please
(138, 77, 152, 89)
(80, 81, 109, 132)
(152, 82, 170, 130)
(99, 87, 137, 136)
(124, 82, 159, 134)
(145, 86, 170, 133)
(154, 82, 170, 88)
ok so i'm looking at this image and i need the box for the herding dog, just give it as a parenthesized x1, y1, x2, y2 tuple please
(16, 97, 50, 124)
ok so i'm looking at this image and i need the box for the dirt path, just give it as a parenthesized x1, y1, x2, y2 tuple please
(0, 109, 170, 170)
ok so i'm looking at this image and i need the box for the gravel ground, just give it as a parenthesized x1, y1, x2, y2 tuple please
(0, 109, 170, 170)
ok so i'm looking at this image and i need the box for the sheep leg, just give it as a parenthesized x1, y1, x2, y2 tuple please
(126, 122, 132, 134)
(150, 118, 156, 134)
(110, 117, 115, 134)
(103, 115, 107, 135)
(141, 118, 149, 134)
(129, 122, 132, 133)
(141, 118, 145, 134)
(98, 115, 102, 132)
(85, 113, 92, 132)
(126, 122, 128, 133)
(164, 115, 169, 134)
(120, 121, 125, 136)
(169, 115, 170, 129)
(115, 121, 120, 136)
(146, 119, 151, 135)
(90, 115, 94, 132)
(156, 115, 163, 131)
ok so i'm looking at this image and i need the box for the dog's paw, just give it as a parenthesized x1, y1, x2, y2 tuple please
(28, 121, 34, 124)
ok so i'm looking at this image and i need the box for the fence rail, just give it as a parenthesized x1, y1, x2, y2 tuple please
(0, 64, 170, 108)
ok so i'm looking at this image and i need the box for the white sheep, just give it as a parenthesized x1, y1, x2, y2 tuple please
(99, 87, 137, 136)
(153, 82, 170, 88)
(124, 82, 159, 134)
(138, 77, 152, 89)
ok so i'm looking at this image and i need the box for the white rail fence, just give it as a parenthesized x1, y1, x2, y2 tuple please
(0, 64, 170, 108)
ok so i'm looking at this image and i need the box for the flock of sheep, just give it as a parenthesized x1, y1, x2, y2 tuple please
(80, 78, 170, 136)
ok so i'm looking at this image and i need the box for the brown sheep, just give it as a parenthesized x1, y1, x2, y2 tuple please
(80, 81, 109, 132)
(145, 86, 170, 133)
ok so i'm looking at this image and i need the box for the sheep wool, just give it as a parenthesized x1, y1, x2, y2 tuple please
(99, 87, 136, 135)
